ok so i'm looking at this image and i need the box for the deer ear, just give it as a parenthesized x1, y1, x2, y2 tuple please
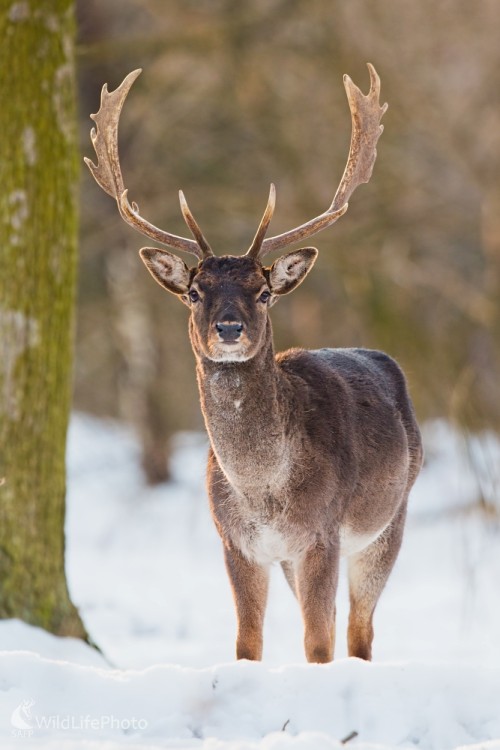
(139, 247, 191, 295)
(267, 247, 318, 296)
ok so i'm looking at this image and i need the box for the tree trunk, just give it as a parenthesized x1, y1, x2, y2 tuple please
(0, 0, 86, 636)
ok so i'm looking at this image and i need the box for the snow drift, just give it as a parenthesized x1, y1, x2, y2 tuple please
(0, 415, 499, 749)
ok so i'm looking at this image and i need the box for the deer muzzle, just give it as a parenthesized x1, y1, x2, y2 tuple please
(215, 321, 244, 343)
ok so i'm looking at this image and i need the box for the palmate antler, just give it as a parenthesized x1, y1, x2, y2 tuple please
(247, 63, 387, 259)
(84, 69, 212, 261)
(85, 64, 386, 263)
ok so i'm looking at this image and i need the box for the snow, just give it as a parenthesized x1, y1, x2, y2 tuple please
(3, 657, 500, 749)
(0, 414, 499, 749)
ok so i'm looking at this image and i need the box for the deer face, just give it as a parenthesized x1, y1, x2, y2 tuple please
(140, 248, 318, 362)
(186, 256, 270, 362)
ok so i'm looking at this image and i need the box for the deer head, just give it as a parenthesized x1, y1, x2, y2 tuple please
(85, 65, 387, 362)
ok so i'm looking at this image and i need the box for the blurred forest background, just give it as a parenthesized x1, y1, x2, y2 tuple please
(75, 0, 500, 485)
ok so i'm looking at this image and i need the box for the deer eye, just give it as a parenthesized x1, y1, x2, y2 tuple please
(259, 290, 271, 303)
(189, 288, 200, 303)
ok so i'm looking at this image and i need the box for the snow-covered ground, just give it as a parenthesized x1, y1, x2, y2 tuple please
(1, 415, 499, 749)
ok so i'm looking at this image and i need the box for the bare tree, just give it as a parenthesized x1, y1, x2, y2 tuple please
(0, 0, 86, 636)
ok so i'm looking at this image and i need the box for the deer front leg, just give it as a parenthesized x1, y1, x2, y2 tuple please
(223, 544, 269, 661)
(296, 541, 339, 663)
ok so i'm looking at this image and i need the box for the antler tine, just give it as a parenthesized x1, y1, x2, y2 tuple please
(332, 63, 387, 209)
(179, 191, 213, 258)
(246, 183, 276, 258)
(256, 63, 387, 260)
(84, 69, 140, 199)
(84, 69, 205, 261)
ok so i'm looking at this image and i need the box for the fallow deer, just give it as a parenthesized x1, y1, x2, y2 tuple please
(85, 65, 423, 663)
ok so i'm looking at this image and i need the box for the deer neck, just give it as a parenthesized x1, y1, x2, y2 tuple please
(192, 320, 293, 494)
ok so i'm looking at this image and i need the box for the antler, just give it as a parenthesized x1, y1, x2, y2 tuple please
(86, 65, 385, 263)
(246, 63, 387, 260)
(246, 183, 276, 257)
(84, 69, 212, 261)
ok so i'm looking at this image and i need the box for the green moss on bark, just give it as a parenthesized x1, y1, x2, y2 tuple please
(0, 0, 85, 636)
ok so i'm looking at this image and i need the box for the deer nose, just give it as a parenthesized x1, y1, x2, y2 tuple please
(215, 321, 243, 342)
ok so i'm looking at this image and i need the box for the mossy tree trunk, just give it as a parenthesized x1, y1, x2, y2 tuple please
(0, 0, 86, 636)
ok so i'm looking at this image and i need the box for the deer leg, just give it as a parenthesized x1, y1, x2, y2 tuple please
(223, 545, 269, 661)
(347, 504, 407, 660)
(296, 542, 339, 663)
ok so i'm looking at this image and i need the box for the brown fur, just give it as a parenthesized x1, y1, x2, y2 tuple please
(87, 64, 407, 663)
(139, 250, 423, 663)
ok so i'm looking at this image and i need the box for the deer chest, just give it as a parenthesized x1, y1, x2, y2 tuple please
(238, 521, 293, 565)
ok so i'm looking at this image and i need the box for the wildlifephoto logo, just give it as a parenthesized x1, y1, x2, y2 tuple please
(10, 699, 148, 738)
(11, 698, 35, 737)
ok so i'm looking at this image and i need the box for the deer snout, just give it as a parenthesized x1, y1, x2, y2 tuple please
(215, 321, 244, 342)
